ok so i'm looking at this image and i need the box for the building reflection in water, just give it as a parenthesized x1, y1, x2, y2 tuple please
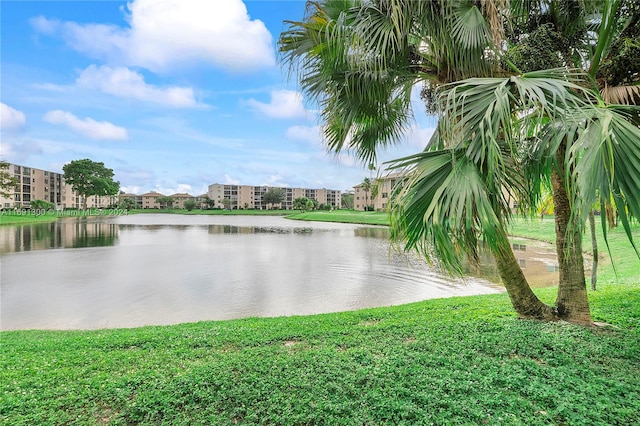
(0, 219, 119, 253)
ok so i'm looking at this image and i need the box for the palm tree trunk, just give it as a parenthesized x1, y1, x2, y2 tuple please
(552, 144, 592, 324)
(605, 203, 616, 228)
(493, 244, 555, 320)
(589, 210, 598, 291)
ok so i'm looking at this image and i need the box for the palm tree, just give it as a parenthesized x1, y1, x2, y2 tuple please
(280, 0, 640, 323)
(361, 177, 372, 211)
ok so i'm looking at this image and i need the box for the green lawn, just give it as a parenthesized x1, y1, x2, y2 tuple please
(286, 209, 390, 226)
(129, 208, 292, 216)
(2, 281, 638, 425)
(0, 212, 59, 225)
(1, 215, 639, 424)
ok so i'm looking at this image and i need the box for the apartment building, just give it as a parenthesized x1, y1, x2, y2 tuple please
(0, 163, 116, 209)
(353, 172, 404, 211)
(140, 191, 163, 209)
(119, 193, 143, 208)
(168, 193, 195, 209)
(0, 162, 341, 211)
(208, 183, 341, 210)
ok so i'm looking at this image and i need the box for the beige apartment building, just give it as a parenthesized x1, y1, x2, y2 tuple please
(140, 191, 163, 209)
(208, 183, 341, 210)
(120, 192, 209, 209)
(168, 193, 195, 209)
(353, 172, 404, 211)
(119, 193, 143, 208)
(0, 163, 117, 209)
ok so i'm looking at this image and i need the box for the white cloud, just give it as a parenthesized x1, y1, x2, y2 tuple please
(404, 124, 436, 147)
(285, 125, 322, 146)
(244, 90, 308, 119)
(43, 110, 128, 140)
(176, 184, 192, 194)
(1, 103, 26, 132)
(30, 0, 274, 73)
(224, 174, 240, 185)
(77, 65, 201, 108)
(120, 185, 142, 195)
(30, 15, 62, 35)
(0, 140, 43, 164)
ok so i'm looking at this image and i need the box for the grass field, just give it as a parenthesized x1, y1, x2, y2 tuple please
(2, 211, 639, 424)
(286, 209, 390, 226)
(0, 212, 59, 225)
(129, 208, 292, 216)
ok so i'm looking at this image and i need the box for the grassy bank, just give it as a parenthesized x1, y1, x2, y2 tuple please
(2, 281, 638, 425)
(0, 212, 59, 225)
(2, 219, 640, 424)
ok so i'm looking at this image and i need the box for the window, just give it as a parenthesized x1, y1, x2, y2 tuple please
(382, 192, 388, 198)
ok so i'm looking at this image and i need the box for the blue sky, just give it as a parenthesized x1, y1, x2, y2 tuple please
(0, 0, 436, 195)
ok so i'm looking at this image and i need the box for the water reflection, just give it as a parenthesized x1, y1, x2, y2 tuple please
(206, 225, 315, 235)
(354, 227, 390, 239)
(0, 218, 118, 253)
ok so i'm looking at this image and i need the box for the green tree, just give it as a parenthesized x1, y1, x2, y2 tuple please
(341, 193, 354, 209)
(293, 197, 314, 212)
(62, 159, 119, 210)
(0, 161, 19, 199)
(222, 197, 232, 210)
(119, 197, 138, 210)
(203, 197, 216, 209)
(156, 196, 174, 209)
(30, 199, 54, 210)
(184, 199, 196, 211)
(280, 0, 640, 323)
(262, 188, 286, 209)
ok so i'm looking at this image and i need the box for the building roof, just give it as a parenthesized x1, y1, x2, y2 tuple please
(140, 192, 164, 197)
(168, 193, 194, 198)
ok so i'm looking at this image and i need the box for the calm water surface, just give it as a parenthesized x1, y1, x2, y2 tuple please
(0, 214, 559, 330)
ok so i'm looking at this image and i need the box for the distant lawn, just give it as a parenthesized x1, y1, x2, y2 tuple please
(129, 208, 291, 216)
(0, 212, 58, 225)
(286, 209, 390, 226)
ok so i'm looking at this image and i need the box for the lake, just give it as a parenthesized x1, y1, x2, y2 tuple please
(0, 214, 560, 330)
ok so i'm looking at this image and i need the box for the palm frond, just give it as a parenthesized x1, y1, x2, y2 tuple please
(388, 148, 516, 275)
(569, 104, 640, 257)
(600, 83, 640, 105)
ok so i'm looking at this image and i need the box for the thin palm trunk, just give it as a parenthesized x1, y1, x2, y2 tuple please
(552, 143, 592, 323)
(588, 210, 598, 291)
(605, 203, 616, 228)
(493, 243, 555, 320)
